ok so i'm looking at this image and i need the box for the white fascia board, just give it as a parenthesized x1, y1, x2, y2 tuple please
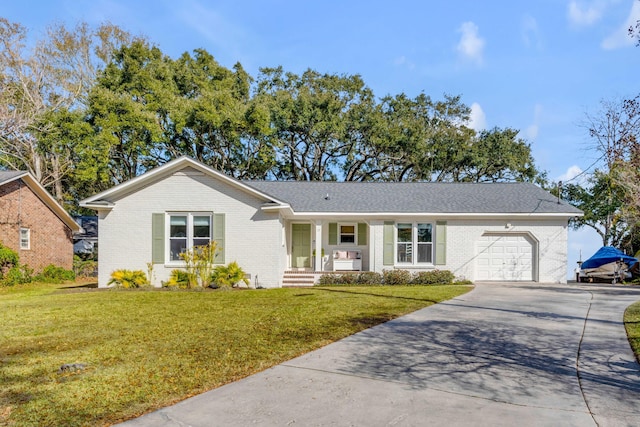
(284, 211, 583, 219)
(79, 200, 115, 211)
(261, 203, 291, 212)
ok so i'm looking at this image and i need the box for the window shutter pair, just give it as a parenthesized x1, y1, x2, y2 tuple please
(383, 221, 447, 266)
(151, 213, 225, 264)
(328, 223, 367, 246)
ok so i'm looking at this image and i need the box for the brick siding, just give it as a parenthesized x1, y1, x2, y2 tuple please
(0, 179, 74, 272)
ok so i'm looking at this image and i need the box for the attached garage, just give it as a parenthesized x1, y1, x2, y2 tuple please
(476, 233, 537, 281)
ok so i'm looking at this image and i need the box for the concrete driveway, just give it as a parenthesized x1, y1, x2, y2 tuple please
(119, 283, 640, 426)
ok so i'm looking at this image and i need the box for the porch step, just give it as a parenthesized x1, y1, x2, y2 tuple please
(282, 271, 316, 287)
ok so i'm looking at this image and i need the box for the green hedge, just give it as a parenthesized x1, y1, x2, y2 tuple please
(317, 269, 459, 286)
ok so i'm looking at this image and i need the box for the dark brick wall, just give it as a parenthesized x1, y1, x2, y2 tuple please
(0, 179, 74, 272)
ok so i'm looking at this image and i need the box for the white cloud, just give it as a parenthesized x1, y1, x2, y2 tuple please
(601, 0, 640, 50)
(468, 102, 487, 131)
(522, 14, 543, 49)
(557, 164, 584, 183)
(567, 1, 606, 26)
(172, 0, 247, 57)
(525, 124, 539, 140)
(393, 55, 416, 70)
(456, 21, 485, 65)
(524, 104, 543, 141)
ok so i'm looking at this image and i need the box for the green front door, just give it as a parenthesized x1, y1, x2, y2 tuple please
(292, 224, 311, 268)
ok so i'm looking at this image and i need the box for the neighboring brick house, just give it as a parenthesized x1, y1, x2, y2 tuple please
(0, 171, 81, 272)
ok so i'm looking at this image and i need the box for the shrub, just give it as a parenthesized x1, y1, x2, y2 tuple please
(108, 270, 149, 288)
(73, 256, 97, 277)
(382, 269, 412, 285)
(211, 261, 249, 288)
(356, 272, 383, 285)
(0, 243, 19, 274)
(338, 273, 358, 285)
(37, 264, 76, 283)
(316, 273, 372, 286)
(180, 242, 218, 288)
(317, 274, 340, 285)
(0, 243, 30, 286)
(164, 269, 189, 288)
(2, 265, 33, 286)
(412, 270, 455, 285)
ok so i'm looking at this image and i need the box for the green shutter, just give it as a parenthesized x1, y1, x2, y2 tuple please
(151, 213, 165, 264)
(214, 213, 225, 264)
(435, 221, 447, 265)
(328, 223, 337, 245)
(358, 223, 367, 246)
(383, 221, 394, 265)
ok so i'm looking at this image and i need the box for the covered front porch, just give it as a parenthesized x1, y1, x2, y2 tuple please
(287, 220, 371, 275)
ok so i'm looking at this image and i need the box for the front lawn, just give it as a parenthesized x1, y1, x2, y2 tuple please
(0, 283, 471, 426)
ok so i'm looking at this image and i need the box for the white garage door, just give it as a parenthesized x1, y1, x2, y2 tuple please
(476, 234, 534, 281)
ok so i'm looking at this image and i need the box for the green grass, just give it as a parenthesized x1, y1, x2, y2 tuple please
(0, 283, 472, 426)
(625, 300, 640, 363)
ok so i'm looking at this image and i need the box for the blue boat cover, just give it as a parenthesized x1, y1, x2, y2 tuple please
(581, 246, 637, 269)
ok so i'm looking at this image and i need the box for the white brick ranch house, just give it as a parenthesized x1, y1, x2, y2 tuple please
(80, 156, 583, 288)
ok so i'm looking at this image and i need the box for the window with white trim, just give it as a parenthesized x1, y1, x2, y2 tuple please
(339, 223, 356, 244)
(19, 228, 30, 250)
(397, 222, 432, 264)
(168, 213, 211, 261)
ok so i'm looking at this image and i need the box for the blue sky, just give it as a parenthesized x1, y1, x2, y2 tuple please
(5, 0, 640, 277)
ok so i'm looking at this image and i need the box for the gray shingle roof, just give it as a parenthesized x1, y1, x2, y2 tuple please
(246, 181, 582, 215)
(0, 171, 26, 186)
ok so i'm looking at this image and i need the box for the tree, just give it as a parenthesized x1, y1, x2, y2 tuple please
(340, 92, 474, 182)
(87, 43, 275, 186)
(170, 50, 273, 178)
(256, 67, 375, 181)
(565, 96, 640, 252)
(446, 127, 540, 183)
(562, 171, 630, 248)
(0, 18, 135, 201)
(87, 40, 170, 185)
(342, 94, 540, 183)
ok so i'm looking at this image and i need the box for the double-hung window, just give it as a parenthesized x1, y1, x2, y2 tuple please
(396, 222, 432, 264)
(339, 224, 356, 244)
(397, 223, 412, 263)
(19, 228, 30, 250)
(168, 213, 212, 262)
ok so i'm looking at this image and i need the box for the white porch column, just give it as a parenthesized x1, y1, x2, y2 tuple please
(314, 220, 323, 272)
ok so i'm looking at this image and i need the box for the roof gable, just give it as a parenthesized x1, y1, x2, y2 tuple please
(0, 171, 81, 232)
(80, 157, 289, 210)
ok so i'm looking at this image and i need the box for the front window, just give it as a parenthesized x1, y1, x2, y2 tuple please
(339, 224, 356, 244)
(19, 228, 30, 250)
(168, 213, 211, 261)
(397, 223, 412, 263)
(417, 223, 433, 263)
(397, 222, 432, 264)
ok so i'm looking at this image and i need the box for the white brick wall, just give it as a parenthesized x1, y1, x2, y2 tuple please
(95, 163, 571, 287)
(368, 218, 570, 284)
(98, 168, 285, 288)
